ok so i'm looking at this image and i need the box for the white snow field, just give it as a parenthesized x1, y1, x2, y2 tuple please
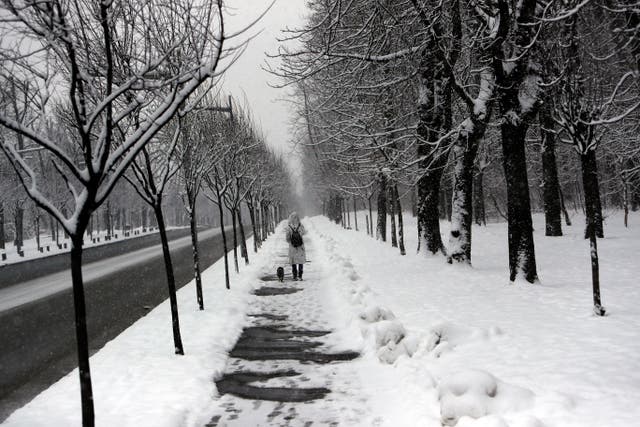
(308, 211, 640, 427)
(2, 212, 639, 426)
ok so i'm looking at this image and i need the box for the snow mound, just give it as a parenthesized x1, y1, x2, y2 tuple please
(360, 306, 396, 322)
(377, 338, 411, 364)
(425, 322, 503, 358)
(372, 320, 406, 347)
(310, 224, 413, 364)
(438, 369, 535, 426)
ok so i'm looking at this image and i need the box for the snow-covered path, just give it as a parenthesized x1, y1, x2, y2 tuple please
(206, 231, 381, 426)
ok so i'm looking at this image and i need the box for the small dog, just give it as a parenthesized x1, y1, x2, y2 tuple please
(276, 266, 285, 282)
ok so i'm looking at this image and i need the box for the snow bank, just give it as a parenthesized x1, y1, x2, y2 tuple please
(439, 369, 534, 426)
(307, 223, 414, 364)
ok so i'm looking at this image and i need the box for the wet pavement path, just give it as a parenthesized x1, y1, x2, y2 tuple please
(206, 240, 372, 426)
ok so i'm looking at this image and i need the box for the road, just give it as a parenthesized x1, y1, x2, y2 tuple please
(0, 227, 233, 422)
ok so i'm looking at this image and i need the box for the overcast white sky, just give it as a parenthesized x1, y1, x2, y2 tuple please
(221, 0, 309, 185)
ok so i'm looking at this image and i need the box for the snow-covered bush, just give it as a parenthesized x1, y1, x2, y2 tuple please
(438, 369, 534, 426)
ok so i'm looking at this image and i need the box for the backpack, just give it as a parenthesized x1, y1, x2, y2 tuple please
(290, 225, 303, 248)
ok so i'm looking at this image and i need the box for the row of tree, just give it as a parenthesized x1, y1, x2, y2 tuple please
(0, 1, 289, 426)
(0, 168, 185, 252)
(276, 0, 639, 316)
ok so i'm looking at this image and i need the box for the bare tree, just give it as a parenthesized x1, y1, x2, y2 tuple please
(125, 120, 185, 354)
(179, 105, 227, 304)
(549, 1, 640, 315)
(0, 1, 240, 424)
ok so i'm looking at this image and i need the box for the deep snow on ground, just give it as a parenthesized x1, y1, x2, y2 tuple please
(309, 210, 640, 426)
(3, 211, 639, 426)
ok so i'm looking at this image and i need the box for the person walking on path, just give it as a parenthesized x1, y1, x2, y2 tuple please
(286, 212, 306, 280)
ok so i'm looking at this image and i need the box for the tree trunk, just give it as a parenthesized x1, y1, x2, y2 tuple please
(353, 196, 358, 231)
(327, 194, 340, 224)
(261, 202, 268, 241)
(540, 107, 563, 236)
(473, 166, 486, 226)
(1, 203, 5, 250)
(346, 199, 351, 228)
(14, 202, 23, 249)
(257, 205, 263, 245)
(70, 236, 95, 427)
(448, 130, 481, 264)
(154, 204, 184, 355)
(376, 172, 387, 241)
(368, 197, 373, 237)
(256, 204, 262, 242)
(394, 185, 406, 255)
(501, 121, 538, 283)
(35, 212, 41, 251)
(559, 186, 572, 226)
(389, 184, 398, 247)
(188, 201, 204, 309)
(217, 199, 230, 290)
(247, 201, 258, 253)
(587, 221, 605, 316)
(237, 207, 249, 264)
(581, 150, 604, 239)
(231, 207, 239, 273)
(417, 171, 445, 254)
(50, 214, 56, 242)
(623, 180, 629, 228)
(365, 215, 370, 236)
(415, 43, 451, 256)
(266, 203, 271, 236)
